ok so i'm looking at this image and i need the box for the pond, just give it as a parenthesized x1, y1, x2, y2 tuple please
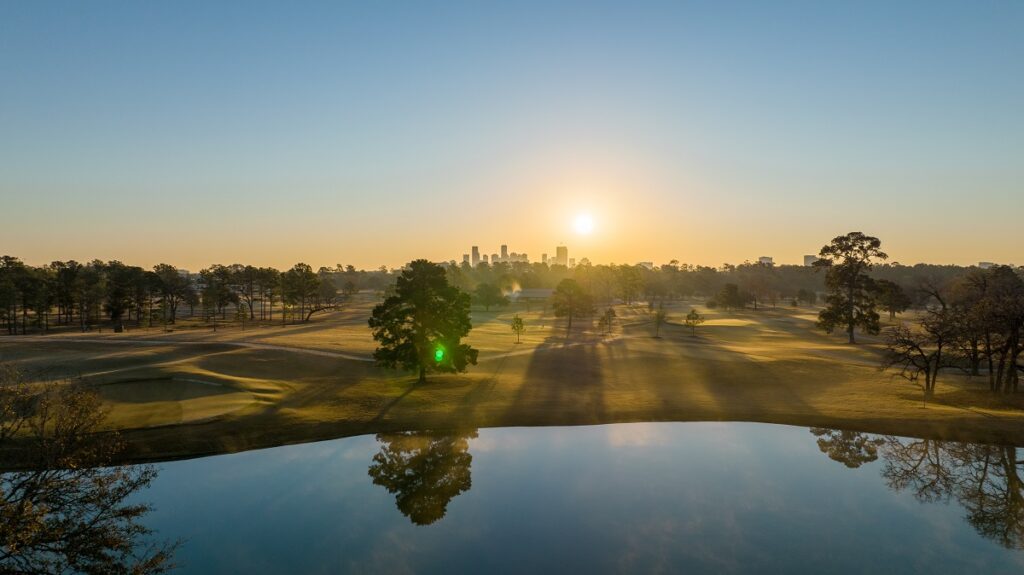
(138, 422, 1023, 573)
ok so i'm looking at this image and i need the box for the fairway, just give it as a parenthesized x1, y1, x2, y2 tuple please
(3, 298, 1023, 463)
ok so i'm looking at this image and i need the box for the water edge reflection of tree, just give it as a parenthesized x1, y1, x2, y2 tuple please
(0, 365, 177, 574)
(810, 427, 1024, 550)
(368, 430, 477, 526)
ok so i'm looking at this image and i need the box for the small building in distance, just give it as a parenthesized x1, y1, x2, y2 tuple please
(638, 261, 654, 270)
(510, 288, 554, 308)
(803, 255, 819, 266)
(979, 261, 997, 269)
(758, 256, 774, 266)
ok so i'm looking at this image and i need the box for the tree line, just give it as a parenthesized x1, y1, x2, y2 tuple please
(0, 257, 387, 334)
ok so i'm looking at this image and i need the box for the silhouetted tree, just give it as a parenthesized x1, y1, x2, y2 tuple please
(152, 264, 190, 325)
(876, 279, 911, 320)
(684, 308, 705, 336)
(653, 304, 668, 338)
(368, 260, 478, 383)
(552, 279, 593, 333)
(814, 232, 888, 343)
(473, 282, 508, 311)
(597, 307, 616, 335)
(0, 364, 177, 572)
(511, 314, 524, 343)
(881, 282, 957, 400)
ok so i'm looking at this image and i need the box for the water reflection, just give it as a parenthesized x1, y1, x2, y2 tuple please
(810, 427, 884, 468)
(0, 378, 176, 573)
(368, 430, 478, 525)
(812, 428, 1024, 550)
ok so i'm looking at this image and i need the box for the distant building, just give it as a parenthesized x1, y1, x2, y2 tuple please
(481, 255, 489, 264)
(803, 255, 819, 267)
(500, 245, 508, 262)
(510, 288, 554, 303)
(758, 256, 774, 266)
(491, 253, 499, 265)
(638, 262, 654, 270)
(542, 253, 548, 265)
(979, 262, 997, 269)
(555, 246, 568, 267)
(462, 254, 470, 265)
(471, 246, 480, 267)
(568, 258, 576, 268)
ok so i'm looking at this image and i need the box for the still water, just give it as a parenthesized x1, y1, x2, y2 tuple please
(140, 422, 1024, 573)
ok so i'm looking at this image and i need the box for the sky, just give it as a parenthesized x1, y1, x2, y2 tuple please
(1, 1, 1021, 271)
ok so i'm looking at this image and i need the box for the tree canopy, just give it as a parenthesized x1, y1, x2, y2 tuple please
(368, 260, 478, 383)
(815, 232, 888, 343)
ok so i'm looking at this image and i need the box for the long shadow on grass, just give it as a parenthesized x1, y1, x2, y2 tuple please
(506, 318, 608, 425)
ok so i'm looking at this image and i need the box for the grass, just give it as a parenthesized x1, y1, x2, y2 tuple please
(2, 295, 1023, 463)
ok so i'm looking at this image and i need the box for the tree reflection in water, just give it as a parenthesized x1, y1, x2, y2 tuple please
(368, 430, 477, 526)
(1, 366, 176, 574)
(811, 428, 1024, 549)
(810, 427, 885, 468)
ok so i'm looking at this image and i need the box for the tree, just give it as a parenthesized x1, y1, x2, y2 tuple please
(876, 279, 911, 320)
(715, 283, 747, 311)
(615, 265, 644, 304)
(281, 263, 320, 323)
(368, 260, 478, 383)
(597, 307, 616, 334)
(684, 308, 705, 336)
(473, 282, 508, 311)
(653, 304, 668, 338)
(153, 264, 190, 325)
(814, 232, 888, 343)
(809, 428, 884, 469)
(198, 265, 236, 329)
(881, 286, 955, 401)
(510, 314, 525, 343)
(796, 288, 817, 306)
(0, 364, 178, 572)
(367, 430, 476, 526)
(551, 279, 593, 333)
(103, 261, 137, 333)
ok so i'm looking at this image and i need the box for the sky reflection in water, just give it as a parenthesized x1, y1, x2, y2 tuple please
(140, 422, 1024, 574)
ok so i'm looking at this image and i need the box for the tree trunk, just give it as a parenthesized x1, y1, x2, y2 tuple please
(847, 279, 856, 344)
(418, 366, 426, 384)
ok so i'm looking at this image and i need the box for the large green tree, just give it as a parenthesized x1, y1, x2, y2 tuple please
(368, 260, 478, 383)
(814, 232, 888, 343)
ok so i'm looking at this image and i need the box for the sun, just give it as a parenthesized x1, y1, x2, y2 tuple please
(573, 213, 595, 235)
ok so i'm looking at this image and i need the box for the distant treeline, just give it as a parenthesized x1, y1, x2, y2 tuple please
(0, 258, 393, 334)
(2, 251, 1014, 336)
(443, 258, 1006, 310)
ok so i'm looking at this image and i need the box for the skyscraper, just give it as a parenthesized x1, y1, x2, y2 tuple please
(555, 246, 568, 267)
(542, 253, 548, 265)
(500, 244, 508, 262)
(471, 246, 480, 267)
(462, 254, 470, 265)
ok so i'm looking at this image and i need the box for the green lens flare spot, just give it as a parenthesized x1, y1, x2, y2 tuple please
(434, 348, 444, 362)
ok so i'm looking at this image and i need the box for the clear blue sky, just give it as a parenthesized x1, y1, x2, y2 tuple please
(1, 1, 1021, 270)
